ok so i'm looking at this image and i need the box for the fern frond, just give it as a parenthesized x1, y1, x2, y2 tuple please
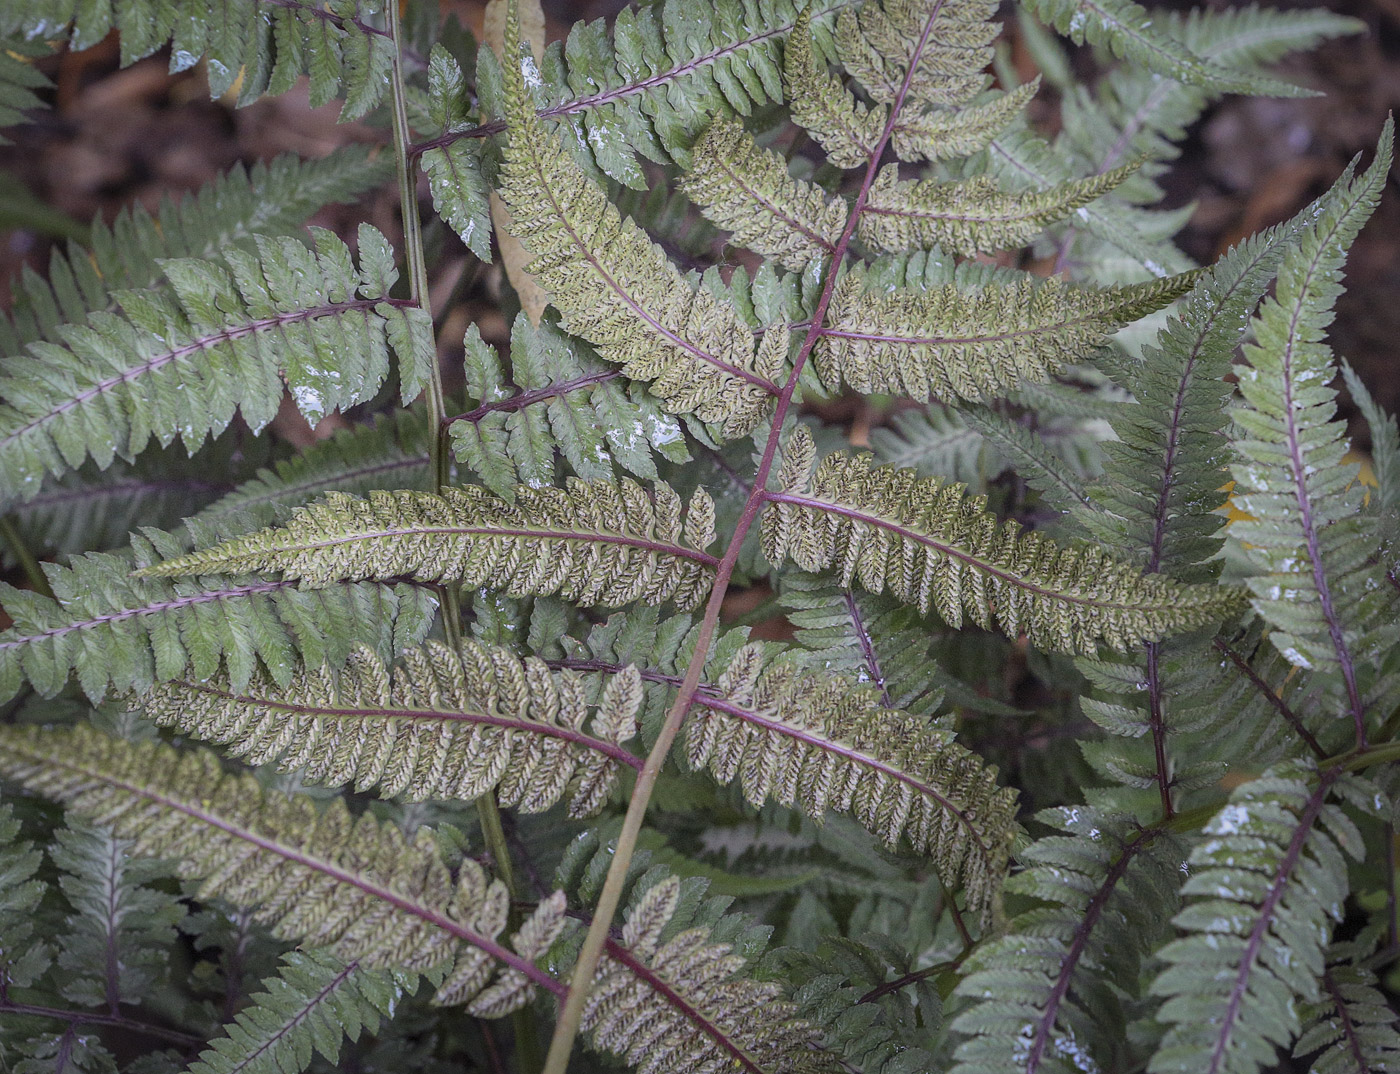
(2, 0, 396, 118)
(583, 872, 840, 1074)
(686, 642, 1018, 923)
(0, 148, 392, 353)
(958, 405, 1098, 512)
(952, 809, 1184, 1074)
(1228, 122, 1397, 735)
(892, 83, 1040, 164)
(838, 0, 998, 110)
(420, 45, 493, 262)
(187, 952, 400, 1074)
(49, 821, 183, 1010)
(0, 725, 566, 1017)
(763, 429, 1242, 653)
(137, 482, 718, 610)
(496, 15, 778, 439)
(191, 409, 434, 540)
(779, 572, 947, 716)
(1081, 194, 1322, 579)
(1294, 934, 1400, 1074)
(870, 406, 995, 488)
(133, 640, 642, 816)
(483, 0, 854, 176)
(0, 225, 429, 505)
(813, 266, 1198, 403)
(859, 164, 1134, 257)
(682, 120, 846, 271)
(1021, 0, 1303, 95)
(0, 38, 47, 144)
(449, 315, 690, 501)
(783, 6, 885, 169)
(1149, 765, 1366, 1074)
(0, 529, 435, 704)
(0, 804, 49, 992)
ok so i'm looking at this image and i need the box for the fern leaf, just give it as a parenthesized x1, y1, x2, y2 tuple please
(837, 0, 998, 110)
(496, 10, 778, 438)
(1294, 935, 1400, 1074)
(783, 5, 885, 168)
(0, 530, 435, 704)
(583, 873, 840, 1074)
(763, 429, 1242, 653)
(1149, 765, 1365, 1074)
(1022, 0, 1305, 95)
(892, 82, 1040, 164)
(0, 148, 392, 354)
(870, 406, 995, 487)
(491, 0, 855, 175)
(0, 38, 48, 143)
(3, 0, 396, 118)
(952, 809, 1184, 1074)
(449, 315, 690, 500)
(187, 952, 399, 1074)
(0, 225, 429, 505)
(0, 804, 49, 993)
(686, 642, 1018, 923)
(137, 482, 719, 610)
(133, 640, 641, 816)
(958, 405, 1097, 512)
(813, 265, 1198, 403)
(858, 163, 1135, 257)
(1228, 122, 1397, 734)
(191, 409, 435, 540)
(49, 821, 183, 1010)
(682, 120, 846, 271)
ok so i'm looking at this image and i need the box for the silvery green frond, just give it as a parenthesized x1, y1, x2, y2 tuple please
(686, 642, 1018, 924)
(0, 0, 395, 117)
(187, 952, 402, 1074)
(952, 808, 1185, 1074)
(837, 0, 998, 110)
(1149, 765, 1371, 1074)
(1227, 122, 1398, 730)
(858, 163, 1135, 257)
(137, 481, 718, 610)
(1294, 933, 1400, 1074)
(763, 428, 1242, 653)
(495, 14, 779, 439)
(813, 265, 1198, 403)
(0, 724, 566, 1017)
(783, 5, 885, 169)
(191, 409, 435, 540)
(581, 872, 842, 1074)
(0, 147, 391, 354)
(449, 314, 690, 501)
(0, 805, 49, 993)
(0, 225, 430, 506)
(0, 530, 434, 705)
(682, 120, 846, 271)
(133, 640, 641, 816)
(1021, 0, 1304, 95)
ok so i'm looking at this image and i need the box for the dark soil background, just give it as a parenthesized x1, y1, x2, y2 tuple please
(0, 0, 1394, 445)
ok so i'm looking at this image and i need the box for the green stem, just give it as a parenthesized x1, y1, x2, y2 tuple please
(0, 516, 53, 599)
(386, 5, 534, 1069)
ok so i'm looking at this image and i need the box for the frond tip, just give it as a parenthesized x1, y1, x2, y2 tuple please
(132, 640, 642, 817)
(762, 428, 1245, 653)
(135, 481, 719, 610)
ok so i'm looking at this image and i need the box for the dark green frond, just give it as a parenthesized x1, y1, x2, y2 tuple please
(762, 429, 1243, 653)
(188, 952, 401, 1074)
(0, 226, 429, 505)
(1294, 934, 1400, 1074)
(138, 481, 718, 610)
(449, 314, 690, 501)
(0, 148, 392, 354)
(0, 530, 435, 704)
(133, 640, 642, 816)
(1149, 765, 1368, 1074)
